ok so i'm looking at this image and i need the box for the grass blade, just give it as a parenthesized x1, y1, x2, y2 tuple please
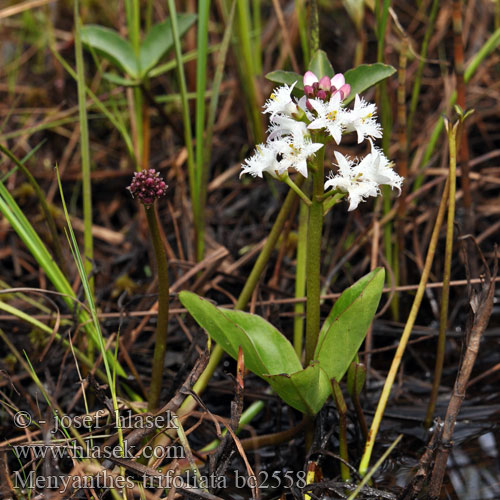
(194, 0, 211, 261)
(166, 0, 198, 258)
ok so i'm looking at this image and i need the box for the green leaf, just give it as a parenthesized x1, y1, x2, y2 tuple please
(179, 291, 302, 377)
(139, 13, 197, 78)
(266, 363, 331, 415)
(343, 63, 396, 104)
(81, 25, 139, 78)
(308, 49, 334, 79)
(222, 309, 302, 375)
(265, 70, 302, 91)
(315, 268, 385, 381)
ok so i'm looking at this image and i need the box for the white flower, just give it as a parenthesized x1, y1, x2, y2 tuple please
(297, 95, 314, 120)
(325, 152, 379, 211)
(307, 93, 345, 144)
(325, 147, 402, 211)
(263, 82, 298, 118)
(363, 141, 403, 193)
(268, 114, 308, 141)
(240, 143, 280, 178)
(273, 133, 323, 178)
(343, 94, 382, 144)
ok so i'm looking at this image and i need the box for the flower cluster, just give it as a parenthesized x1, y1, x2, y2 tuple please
(241, 70, 402, 210)
(325, 142, 402, 211)
(128, 169, 168, 206)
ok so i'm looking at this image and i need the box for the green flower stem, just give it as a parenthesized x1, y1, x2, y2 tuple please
(181, 180, 303, 413)
(305, 141, 325, 366)
(294, 192, 309, 357)
(281, 174, 311, 206)
(424, 119, 458, 428)
(323, 192, 345, 216)
(145, 205, 170, 411)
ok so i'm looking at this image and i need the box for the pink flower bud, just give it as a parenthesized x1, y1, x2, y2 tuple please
(330, 73, 345, 90)
(338, 83, 351, 100)
(316, 90, 327, 100)
(304, 85, 315, 97)
(319, 75, 331, 91)
(303, 71, 318, 87)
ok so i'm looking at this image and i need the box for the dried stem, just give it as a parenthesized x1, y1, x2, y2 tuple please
(359, 177, 450, 477)
(428, 255, 497, 497)
(424, 120, 459, 427)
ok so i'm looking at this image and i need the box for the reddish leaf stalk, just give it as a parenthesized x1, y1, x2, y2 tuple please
(331, 380, 351, 482)
(145, 205, 170, 411)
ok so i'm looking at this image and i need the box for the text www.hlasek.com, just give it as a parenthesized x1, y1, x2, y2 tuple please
(12, 441, 184, 460)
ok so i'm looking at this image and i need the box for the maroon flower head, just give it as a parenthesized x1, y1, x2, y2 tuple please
(127, 169, 168, 206)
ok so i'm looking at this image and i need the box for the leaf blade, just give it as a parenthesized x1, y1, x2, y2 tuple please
(179, 291, 301, 377)
(81, 25, 139, 78)
(266, 363, 331, 415)
(222, 309, 302, 375)
(314, 268, 385, 381)
(308, 49, 335, 78)
(344, 63, 396, 104)
(139, 13, 197, 77)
